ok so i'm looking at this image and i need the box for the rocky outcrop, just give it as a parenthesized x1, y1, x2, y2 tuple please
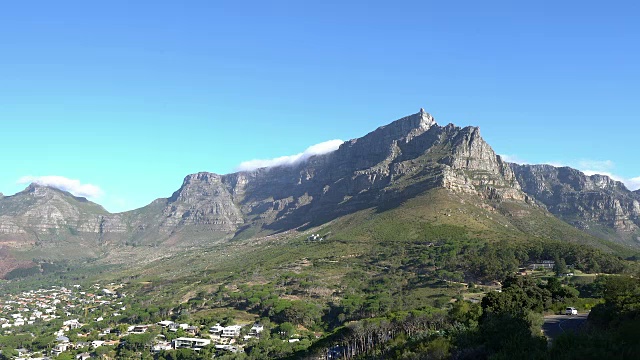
(510, 164, 640, 242)
(160, 172, 244, 231)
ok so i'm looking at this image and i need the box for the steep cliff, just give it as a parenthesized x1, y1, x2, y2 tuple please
(0, 108, 635, 274)
(216, 109, 527, 236)
(510, 164, 640, 246)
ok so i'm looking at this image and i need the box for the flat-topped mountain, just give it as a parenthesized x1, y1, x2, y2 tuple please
(0, 108, 637, 276)
(154, 109, 524, 238)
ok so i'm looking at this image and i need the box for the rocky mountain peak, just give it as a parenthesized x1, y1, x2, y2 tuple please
(25, 183, 53, 196)
(170, 172, 223, 202)
(389, 108, 437, 140)
(352, 109, 437, 147)
(183, 171, 221, 184)
(161, 171, 243, 232)
(22, 183, 92, 203)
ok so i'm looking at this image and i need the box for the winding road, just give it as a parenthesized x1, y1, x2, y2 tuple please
(542, 313, 589, 341)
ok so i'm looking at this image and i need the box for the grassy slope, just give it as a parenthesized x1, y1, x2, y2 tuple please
(92, 188, 634, 307)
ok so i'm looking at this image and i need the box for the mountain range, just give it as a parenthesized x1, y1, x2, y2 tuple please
(1, 109, 638, 276)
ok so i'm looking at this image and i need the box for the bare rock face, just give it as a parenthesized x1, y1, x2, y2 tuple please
(0, 109, 532, 252)
(1, 107, 637, 264)
(210, 110, 529, 233)
(160, 172, 244, 231)
(510, 164, 640, 242)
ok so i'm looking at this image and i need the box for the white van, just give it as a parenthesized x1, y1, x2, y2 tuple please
(565, 307, 578, 315)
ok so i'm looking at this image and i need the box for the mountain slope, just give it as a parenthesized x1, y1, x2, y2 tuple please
(510, 164, 640, 247)
(0, 184, 108, 244)
(0, 108, 636, 278)
(114, 109, 527, 245)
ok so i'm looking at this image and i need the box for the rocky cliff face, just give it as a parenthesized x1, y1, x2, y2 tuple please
(212, 109, 527, 234)
(1, 108, 637, 266)
(510, 164, 640, 245)
(161, 172, 244, 231)
(0, 185, 112, 238)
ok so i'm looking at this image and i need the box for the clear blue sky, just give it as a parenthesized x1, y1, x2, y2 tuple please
(1, 0, 639, 212)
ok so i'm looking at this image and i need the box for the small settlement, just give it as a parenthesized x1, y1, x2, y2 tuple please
(0, 284, 269, 359)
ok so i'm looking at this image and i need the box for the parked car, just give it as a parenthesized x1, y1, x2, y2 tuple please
(565, 307, 578, 315)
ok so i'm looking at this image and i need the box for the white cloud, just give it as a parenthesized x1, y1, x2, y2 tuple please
(17, 176, 104, 199)
(580, 170, 622, 181)
(576, 160, 614, 172)
(626, 176, 640, 191)
(555, 160, 639, 191)
(498, 154, 528, 164)
(236, 139, 344, 172)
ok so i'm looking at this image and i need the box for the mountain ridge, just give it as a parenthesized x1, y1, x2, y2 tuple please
(0, 108, 638, 276)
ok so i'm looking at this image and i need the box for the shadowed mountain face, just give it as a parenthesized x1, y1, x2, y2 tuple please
(510, 164, 640, 246)
(169, 109, 524, 236)
(0, 109, 637, 276)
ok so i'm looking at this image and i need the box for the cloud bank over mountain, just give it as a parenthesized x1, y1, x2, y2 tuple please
(236, 139, 344, 172)
(18, 176, 104, 199)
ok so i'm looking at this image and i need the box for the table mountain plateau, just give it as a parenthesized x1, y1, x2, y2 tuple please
(1, 109, 637, 276)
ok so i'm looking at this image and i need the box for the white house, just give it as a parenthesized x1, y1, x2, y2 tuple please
(173, 337, 211, 350)
(157, 320, 174, 328)
(52, 343, 70, 356)
(152, 342, 173, 352)
(63, 319, 82, 330)
(249, 323, 264, 336)
(215, 344, 238, 353)
(209, 323, 224, 334)
(221, 325, 242, 338)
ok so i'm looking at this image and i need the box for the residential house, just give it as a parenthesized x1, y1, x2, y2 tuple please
(215, 344, 238, 353)
(77, 352, 91, 360)
(52, 343, 70, 356)
(248, 323, 264, 337)
(157, 320, 174, 328)
(221, 325, 242, 338)
(173, 337, 211, 350)
(209, 323, 224, 334)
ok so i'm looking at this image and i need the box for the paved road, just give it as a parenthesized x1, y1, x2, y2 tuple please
(542, 313, 589, 340)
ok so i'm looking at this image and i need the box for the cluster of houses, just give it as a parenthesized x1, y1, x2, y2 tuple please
(306, 233, 324, 242)
(0, 284, 123, 331)
(0, 283, 284, 359)
(149, 321, 264, 353)
(0, 284, 129, 359)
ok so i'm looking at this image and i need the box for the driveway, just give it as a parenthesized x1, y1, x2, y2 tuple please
(542, 313, 589, 340)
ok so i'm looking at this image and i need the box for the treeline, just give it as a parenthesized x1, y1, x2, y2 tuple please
(437, 238, 628, 282)
(550, 275, 640, 359)
(291, 274, 582, 359)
